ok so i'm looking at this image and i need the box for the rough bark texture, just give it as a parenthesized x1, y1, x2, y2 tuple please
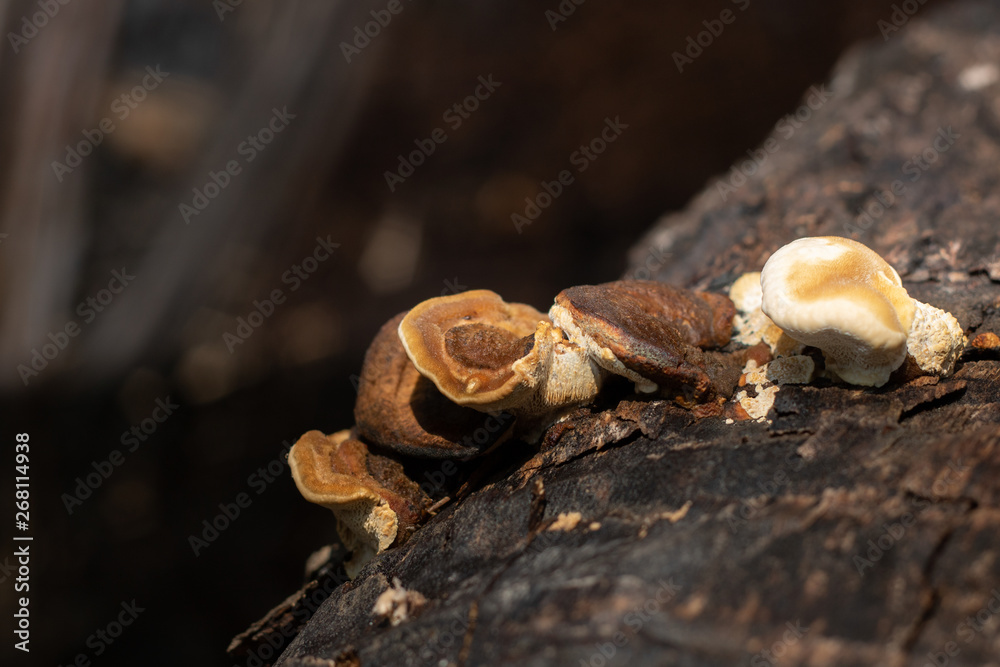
(239, 2, 1000, 665)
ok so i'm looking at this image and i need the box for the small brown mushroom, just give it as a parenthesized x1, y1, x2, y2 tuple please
(288, 429, 430, 578)
(355, 311, 515, 460)
(398, 290, 602, 419)
(971, 332, 1000, 351)
(549, 280, 740, 406)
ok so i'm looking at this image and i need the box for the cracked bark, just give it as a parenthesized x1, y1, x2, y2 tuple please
(232, 2, 1000, 665)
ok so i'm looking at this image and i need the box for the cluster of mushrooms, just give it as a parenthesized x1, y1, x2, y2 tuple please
(289, 236, 968, 577)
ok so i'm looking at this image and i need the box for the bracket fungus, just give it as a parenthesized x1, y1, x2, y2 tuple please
(760, 236, 967, 387)
(549, 281, 739, 406)
(397, 290, 602, 420)
(292, 282, 745, 576)
(289, 429, 430, 579)
(355, 311, 514, 460)
(287, 250, 969, 578)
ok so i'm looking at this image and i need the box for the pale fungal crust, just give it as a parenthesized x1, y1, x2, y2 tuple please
(372, 577, 427, 627)
(729, 271, 804, 356)
(289, 430, 398, 579)
(735, 371, 776, 422)
(728, 271, 764, 313)
(546, 511, 583, 532)
(398, 290, 602, 417)
(733, 356, 816, 423)
(907, 300, 967, 376)
(658, 500, 693, 524)
(761, 236, 917, 387)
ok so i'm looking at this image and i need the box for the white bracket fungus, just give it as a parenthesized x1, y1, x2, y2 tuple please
(759, 236, 967, 387)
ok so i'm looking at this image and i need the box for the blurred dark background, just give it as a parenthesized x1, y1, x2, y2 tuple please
(0, 0, 953, 665)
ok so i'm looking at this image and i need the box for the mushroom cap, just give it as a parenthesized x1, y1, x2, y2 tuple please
(288, 430, 397, 578)
(289, 429, 430, 578)
(549, 281, 730, 402)
(356, 311, 514, 459)
(760, 236, 916, 386)
(602, 280, 735, 348)
(397, 290, 548, 407)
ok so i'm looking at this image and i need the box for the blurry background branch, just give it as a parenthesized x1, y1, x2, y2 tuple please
(0, 0, 126, 387)
(0, 0, 373, 395)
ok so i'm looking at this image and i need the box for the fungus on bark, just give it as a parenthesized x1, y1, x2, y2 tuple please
(549, 280, 740, 406)
(760, 236, 966, 387)
(398, 290, 602, 421)
(288, 429, 430, 578)
(355, 311, 514, 459)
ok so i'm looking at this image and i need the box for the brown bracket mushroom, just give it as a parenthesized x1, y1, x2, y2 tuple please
(397, 290, 603, 424)
(292, 284, 740, 577)
(355, 311, 516, 460)
(549, 280, 740, 407)
(288, 429, 430, 579)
